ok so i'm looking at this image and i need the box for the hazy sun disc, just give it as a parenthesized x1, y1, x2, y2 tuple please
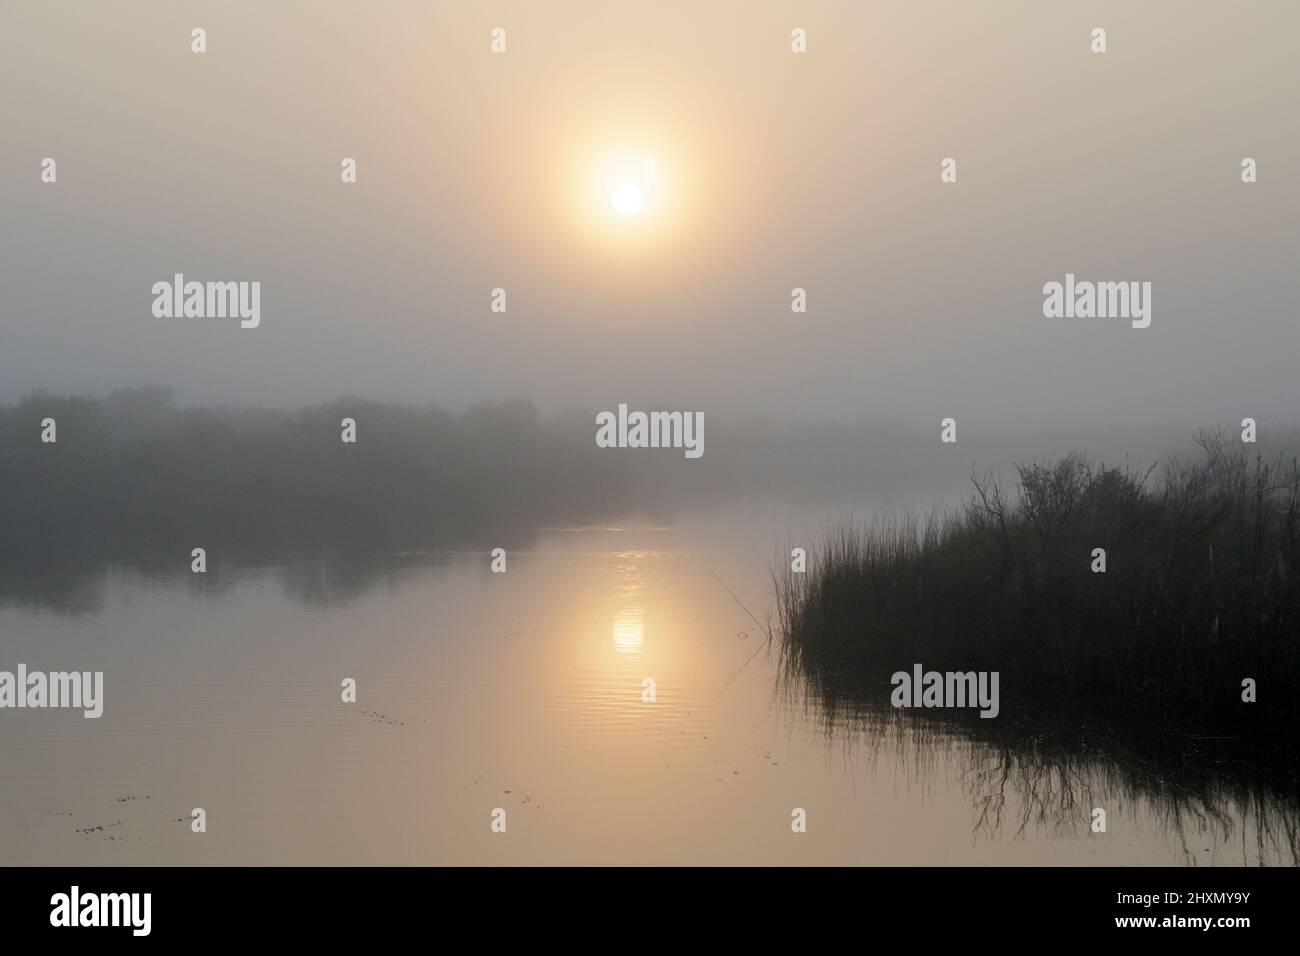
(610, 182, 645, 215)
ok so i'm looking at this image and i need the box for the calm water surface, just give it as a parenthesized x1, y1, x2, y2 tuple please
(0, 501, 1291, 865)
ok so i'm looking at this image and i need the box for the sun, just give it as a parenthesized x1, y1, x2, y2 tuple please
(579, 147, 661, 225)
(610, 182, 645, 215)
(562, 138, 687, 250)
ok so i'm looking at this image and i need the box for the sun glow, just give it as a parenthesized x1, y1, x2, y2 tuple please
(589, 151, 657, 221)
(610, 182, 645, 215)
(566, 138, 681, 247)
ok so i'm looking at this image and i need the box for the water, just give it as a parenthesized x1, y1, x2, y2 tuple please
(0, 500, 1292, 865)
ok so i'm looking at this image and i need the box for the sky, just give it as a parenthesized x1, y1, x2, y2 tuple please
(1, 0, 1297, 427)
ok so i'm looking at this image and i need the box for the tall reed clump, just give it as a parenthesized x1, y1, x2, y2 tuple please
(776, 431, 1300, 735)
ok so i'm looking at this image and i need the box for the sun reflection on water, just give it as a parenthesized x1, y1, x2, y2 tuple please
(611, 607, 644, 653)
(608, 551, 652, 654)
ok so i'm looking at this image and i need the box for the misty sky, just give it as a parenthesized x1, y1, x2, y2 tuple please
(1, 1, 1297, 427)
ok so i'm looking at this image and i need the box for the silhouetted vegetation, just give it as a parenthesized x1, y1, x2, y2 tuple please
(775, 436, 1300, 859)
(0, 387, 634, 566)
(776, 433, 1300, 737)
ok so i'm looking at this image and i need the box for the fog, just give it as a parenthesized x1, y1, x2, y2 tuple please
(2, 1, 1297, 429)
(3, 3, 1299, 873)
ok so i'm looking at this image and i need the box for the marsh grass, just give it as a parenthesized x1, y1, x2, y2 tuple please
(775, 431, 1300, 737)
(775, 436, 1299, 859)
